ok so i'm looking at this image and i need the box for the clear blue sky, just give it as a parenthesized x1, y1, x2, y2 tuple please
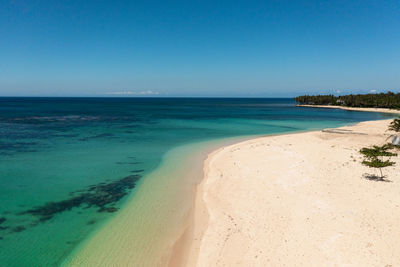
(0, 0, 399, 97)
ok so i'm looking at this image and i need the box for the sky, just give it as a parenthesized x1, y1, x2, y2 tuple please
(0, 0, 399, 97)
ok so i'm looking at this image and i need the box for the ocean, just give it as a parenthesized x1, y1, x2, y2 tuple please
(0, 97, 390, 266)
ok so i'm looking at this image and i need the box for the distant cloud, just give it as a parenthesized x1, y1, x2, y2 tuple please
(105, 90, 160, 96)
(369, 89, 377, 93)
(335, 90, 341, 94)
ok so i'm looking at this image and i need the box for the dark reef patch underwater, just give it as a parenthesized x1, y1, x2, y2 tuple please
(21, 174, 141, 220)
(0, 173, 142, 240)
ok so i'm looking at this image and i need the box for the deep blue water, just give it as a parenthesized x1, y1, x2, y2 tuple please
(0, 97, 390, 266)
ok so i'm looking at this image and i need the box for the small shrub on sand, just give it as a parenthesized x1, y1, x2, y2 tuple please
(388, 118, 400, 132)
(360, 144, 397, 180)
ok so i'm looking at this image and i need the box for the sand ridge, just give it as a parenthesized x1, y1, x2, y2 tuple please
(297, 105, 400, 114)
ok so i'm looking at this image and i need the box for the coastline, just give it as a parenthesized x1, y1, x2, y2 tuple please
(297, 104, 400, 114)
(187, 119, 400, 266)
(62, 137, 250, 267)
(168, 146, 224, 267)
(63, 117, 398, 267)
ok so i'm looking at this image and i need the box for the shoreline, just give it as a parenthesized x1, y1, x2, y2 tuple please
(168, 145, 225, 267)
(186, 119, 400, 266)
(62, 142, 209, 266)
(167, 129, 332, 266)
(297, 104, 400, 114)
(62, 137, 251, 267)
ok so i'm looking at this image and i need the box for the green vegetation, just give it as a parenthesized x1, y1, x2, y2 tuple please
(360, 144, 397, 180)
(295, 92, 400, 109)
(360, 144, 398, 158)
(362, 158, 395, 180)
(388, 118, 400, 132)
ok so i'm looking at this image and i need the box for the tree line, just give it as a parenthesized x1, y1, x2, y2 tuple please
(294, 92, 400, 109)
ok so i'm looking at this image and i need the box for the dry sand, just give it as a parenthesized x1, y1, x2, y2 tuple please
(187, 119, 400, 266)
(297, 104, 400, 114)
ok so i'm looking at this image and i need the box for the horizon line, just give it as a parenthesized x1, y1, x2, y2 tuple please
(0, 96, 299, 99)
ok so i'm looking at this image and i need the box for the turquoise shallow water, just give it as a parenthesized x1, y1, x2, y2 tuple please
(0, 98, 391, 266)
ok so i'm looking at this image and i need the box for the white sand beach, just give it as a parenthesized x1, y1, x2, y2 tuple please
(186, 119, 400, 266)
(297, 104, 400, 114)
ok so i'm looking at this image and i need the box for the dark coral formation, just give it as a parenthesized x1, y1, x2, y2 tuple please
(130, 169, 144, 173)
(0, 141, 39, 155)
(20, 174, 141, 222)
(0, 217, 8, 231)
(78, 133, 114, 141)
(10, 226, 26, 233)
(86, 219, 96, 225)
(116, 161, 141, 165)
